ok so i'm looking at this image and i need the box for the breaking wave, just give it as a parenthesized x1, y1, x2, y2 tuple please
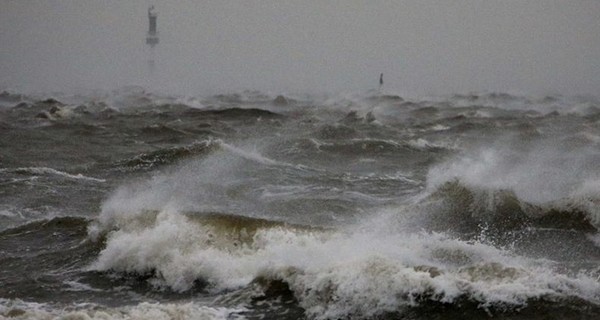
(424, 143, 600, 232)
(87, 206, 600, 319)
(7, 88, 600, 319)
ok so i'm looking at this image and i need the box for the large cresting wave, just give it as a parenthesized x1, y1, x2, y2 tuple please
(87, 136, 600, 319)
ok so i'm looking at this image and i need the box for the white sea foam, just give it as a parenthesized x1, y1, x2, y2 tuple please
(422, 134, 600, 231)
(90, 141, 272, 238)
(426, 141, 600, 205)
(63, 280, 104, 292)
(219, 142, 280, 166)
(341, 171, 420, 185)
(430, 124, 450, 131)
(175, 96, 205, 109)
(0, 299, 242, 320)
(408, 138, 435, 150)
(0, 167, 105, 183)
(89, 204, 600, 319)
(0, 208, 20, 218)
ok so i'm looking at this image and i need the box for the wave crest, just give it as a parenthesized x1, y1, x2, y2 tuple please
(88, 206, 600, 319)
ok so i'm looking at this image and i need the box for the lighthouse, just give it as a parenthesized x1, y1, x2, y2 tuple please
(146, 6, 159, 75)
(146, 6, 159, 48)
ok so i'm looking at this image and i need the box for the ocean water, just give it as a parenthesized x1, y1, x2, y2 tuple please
(1, 88, 600, 319)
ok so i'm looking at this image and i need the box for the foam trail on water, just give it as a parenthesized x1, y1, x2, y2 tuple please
(219, 142, 280, 166)
(219, 140, 315, 172)
(0, 167, 106, 183)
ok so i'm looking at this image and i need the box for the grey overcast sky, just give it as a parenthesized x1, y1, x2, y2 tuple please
(1, 1, 599, 95)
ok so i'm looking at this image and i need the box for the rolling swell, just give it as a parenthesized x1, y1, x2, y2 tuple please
(4, 89, 600, 319)
(0, 217, 101, 300)
(182, 107, 282, 120)
(116, 140, 219, 171)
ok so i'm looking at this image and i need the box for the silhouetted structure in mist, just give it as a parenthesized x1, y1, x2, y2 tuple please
(146, 6, 159, 48)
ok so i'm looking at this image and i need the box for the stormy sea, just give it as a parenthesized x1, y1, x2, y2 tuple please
(1, 87, 600, 319)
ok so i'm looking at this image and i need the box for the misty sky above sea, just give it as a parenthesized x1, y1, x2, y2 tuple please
(1, 1, 599, 96)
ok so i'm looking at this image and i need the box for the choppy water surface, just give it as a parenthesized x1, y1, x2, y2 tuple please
(1, 88, 600, 319)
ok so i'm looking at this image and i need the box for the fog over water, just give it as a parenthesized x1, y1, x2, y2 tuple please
(1, 0, 599, 95)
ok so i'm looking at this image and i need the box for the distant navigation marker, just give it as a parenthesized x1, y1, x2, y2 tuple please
(146, 6, 159, 48)
(146, 6, 159, 75)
